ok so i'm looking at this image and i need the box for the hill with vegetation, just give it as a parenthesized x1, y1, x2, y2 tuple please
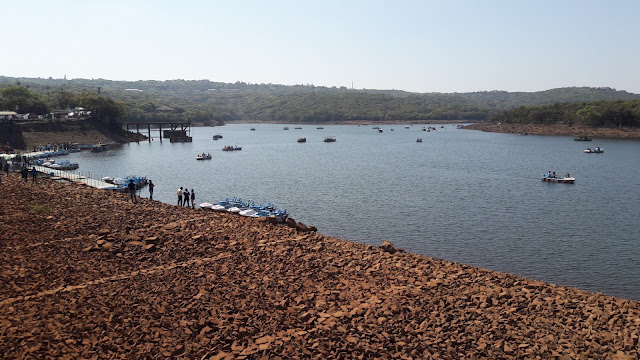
(1, 76, 639, 124)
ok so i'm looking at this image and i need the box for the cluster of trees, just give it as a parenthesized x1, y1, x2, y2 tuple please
(489, 100, 640, 128)
(0, 85, 126, 127)
(2, 76, 639, 125)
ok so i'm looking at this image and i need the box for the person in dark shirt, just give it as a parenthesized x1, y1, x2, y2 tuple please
(183, 188, 190, 207)
(190, 189, 195, 209)
(148, 180, 154, 200)
(128, 179, 137, 203)
(31, 167, 37, 183)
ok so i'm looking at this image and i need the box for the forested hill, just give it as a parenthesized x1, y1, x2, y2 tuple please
(1, 76, 638, 123)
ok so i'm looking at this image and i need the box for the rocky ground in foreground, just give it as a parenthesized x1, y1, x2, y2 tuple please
(1, 175, 639, 359)
(461, 123, 640, 138)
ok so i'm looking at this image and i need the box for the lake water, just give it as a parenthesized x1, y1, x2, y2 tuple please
(65, 123, 640, 300)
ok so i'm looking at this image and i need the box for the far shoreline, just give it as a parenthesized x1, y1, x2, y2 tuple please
(460, 122, 640, 139)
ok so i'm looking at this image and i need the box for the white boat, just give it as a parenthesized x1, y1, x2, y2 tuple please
(200, 202, 214, 209)
(542, 173, 575, 183)
(584, 147, 604, 154)
(228, 207, 242, 214)
(211, 204, 227, 211)
(239, 209, 259, 217)
(196, 153, 212, 160)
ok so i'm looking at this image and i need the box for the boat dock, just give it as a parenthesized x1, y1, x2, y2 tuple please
(32, 165, 116, 189)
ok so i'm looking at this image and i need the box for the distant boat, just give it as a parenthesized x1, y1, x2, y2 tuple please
(91, 143, 108, 152)
(574, 136, 592, 141)
(317, 127, 324, 129)
(212, 134, 223, 140)
(283, 127, 289, 130)
(584, 147, 604, 154)
(542, 172, 575, 183)
(294, 127, 302, 129)
(196, 153, 212, 160)
(378, 129, 383, 133)
(297, 137, 307, 143)
(250, 128, 256, 131)
(222, 145, 242, 151)
(323, 136, 336, 142)
(416, 138, 422, 143)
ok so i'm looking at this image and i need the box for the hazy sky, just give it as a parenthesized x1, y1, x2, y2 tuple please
(3, 0, 639, 93)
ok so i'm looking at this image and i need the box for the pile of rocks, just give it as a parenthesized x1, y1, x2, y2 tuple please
(1, 174, 638, 359)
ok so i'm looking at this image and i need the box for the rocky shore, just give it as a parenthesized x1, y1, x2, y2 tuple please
(461, 122, 640, 139)
(1, 175, 639, 359)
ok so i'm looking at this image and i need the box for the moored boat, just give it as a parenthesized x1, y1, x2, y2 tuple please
(297, 137, 307, 143)
(323, 136, 336, 142)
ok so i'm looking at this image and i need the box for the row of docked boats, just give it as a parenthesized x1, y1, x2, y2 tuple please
(102, 175, 149, 190)
(199, 197, 288, 222)
(32, 159, 79, 170)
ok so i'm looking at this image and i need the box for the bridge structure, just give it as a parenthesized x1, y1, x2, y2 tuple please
(123, 121, 192, 142)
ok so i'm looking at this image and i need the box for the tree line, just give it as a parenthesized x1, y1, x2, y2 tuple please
(2, 76, 639, 125)
(489, 100, 640, 128)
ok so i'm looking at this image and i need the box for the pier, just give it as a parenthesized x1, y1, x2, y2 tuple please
(32, 165, 116, 189)
(124, 121, 192, 143)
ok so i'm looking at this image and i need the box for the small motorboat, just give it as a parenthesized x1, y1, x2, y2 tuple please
(283, 127, 289, 130)
(222, 145, 242, 151)
(542, 173, 575, 183)
(584, 147, 604, 154)
(323, 136, 336, 142)
(196, 153, 212, 160)
(574, 136, 592, 141)
(250, 128, 256, 131)
(416, 138, 422, 143)
(297, 137, 307, 143)
(212, 134, 223, 140)
(317, 127, 324, 129)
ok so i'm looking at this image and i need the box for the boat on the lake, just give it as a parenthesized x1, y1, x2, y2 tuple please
(294, 127, 302, 129)
(317, 127, 324, 129)
(283, 127, 289, 130)
(212, 134, 223, 140)
(584, 147, 604, 154)
(541, 173, 575, 183)
(196, 153, 212, 160)
(222, 145, 242, 151)
(574, 136, 592, 141)
(250, 128, 256, 131)
(297, 137, 307, 143)
(91, 143, 108, 152)
(323, 136, 336, 142)
(416, 138, 422, 143)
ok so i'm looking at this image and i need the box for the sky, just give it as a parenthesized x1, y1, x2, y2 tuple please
(2, 0, 639, 94)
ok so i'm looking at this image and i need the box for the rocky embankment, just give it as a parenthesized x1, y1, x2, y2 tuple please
(1, 175, 639, 359)
(461, 122, 640, 138)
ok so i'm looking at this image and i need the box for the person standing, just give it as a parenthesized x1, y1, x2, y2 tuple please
(4, 161, 9, 176)
(128, 179, 137, 203)
(148, 180, 154, 200)
(21, 166, 28, 182)
(31, 167, 37, 183)
(190, 189, 195, 209)
(183, 188, 190, 207)
(177, 187, 183, 206)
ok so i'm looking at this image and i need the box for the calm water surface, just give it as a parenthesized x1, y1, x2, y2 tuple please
(67, 124, 640, 300)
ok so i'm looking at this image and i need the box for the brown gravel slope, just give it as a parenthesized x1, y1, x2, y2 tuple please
(1, 176, 639, 359)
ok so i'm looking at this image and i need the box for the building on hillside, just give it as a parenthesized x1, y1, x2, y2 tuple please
(50, 110, 72, 119)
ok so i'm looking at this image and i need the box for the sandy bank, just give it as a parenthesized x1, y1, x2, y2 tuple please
(461, 122, 640, 139)
(1, 175, 639, 359)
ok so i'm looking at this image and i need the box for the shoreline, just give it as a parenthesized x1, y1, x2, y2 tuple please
(460, 122, 640, 139)
(1, 175, 639, 358)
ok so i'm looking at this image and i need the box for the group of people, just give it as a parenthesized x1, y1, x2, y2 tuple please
(176, 187, 196, 208)
(547, 171, 570, 179)
(128, 179, 154, 203)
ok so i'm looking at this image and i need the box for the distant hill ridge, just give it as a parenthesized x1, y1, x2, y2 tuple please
(2, 76, 638, 122)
